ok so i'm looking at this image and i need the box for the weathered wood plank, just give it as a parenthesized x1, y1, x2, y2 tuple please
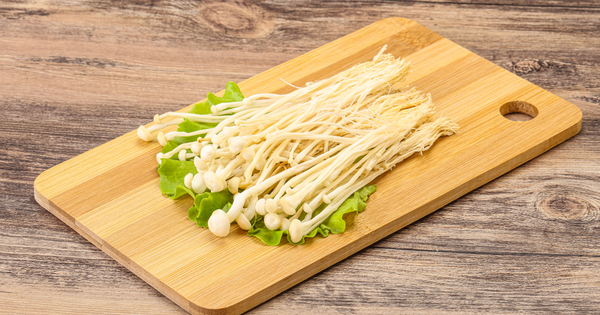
(250, 247, 600, 314)
(1, 0, 599, 314)
(0, 0, 598, 104)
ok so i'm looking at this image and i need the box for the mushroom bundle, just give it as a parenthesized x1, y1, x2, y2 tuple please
(137, 46, 459, 245)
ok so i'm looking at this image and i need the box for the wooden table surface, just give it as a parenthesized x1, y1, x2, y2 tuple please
(2, 1, 599, 314)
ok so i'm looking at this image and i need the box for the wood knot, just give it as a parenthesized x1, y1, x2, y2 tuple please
(503, 59, 550, 75)
(199, 1, 273, 39)
(503, 59, 575, 76)
(536, 186, 598, 220)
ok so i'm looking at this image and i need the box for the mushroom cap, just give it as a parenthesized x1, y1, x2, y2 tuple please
(264, 213, 281, 230)
(289, 219, 303, 243)
(208, 210, 230, 237)
(137, 126, 154, 141)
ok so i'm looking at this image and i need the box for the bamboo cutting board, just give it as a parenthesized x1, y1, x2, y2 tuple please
(34, 18, 582, 314)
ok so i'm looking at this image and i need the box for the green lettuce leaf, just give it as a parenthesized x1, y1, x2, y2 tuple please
(324, 184, 377, 234)
(189, 100, 212, 115)
(190, 82, 244, 114)
(187, 190, 234, 227)
(157, 159, 197, 199)
(248, 185, 377, 245)
(207, 81, 244, 105)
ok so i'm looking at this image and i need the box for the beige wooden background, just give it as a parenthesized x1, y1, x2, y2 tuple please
(1, 0, 599, 314)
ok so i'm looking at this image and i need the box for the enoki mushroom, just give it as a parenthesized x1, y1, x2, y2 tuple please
(137, 46, 459, 243)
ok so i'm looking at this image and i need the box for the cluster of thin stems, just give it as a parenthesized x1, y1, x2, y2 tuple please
(137, 46, 458, 243)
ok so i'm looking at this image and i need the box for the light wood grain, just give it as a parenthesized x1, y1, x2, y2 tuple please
(32, 17, 581, 315)
(2, 1, 599, 314)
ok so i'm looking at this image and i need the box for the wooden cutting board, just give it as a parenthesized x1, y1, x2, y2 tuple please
(34, 18, 582, 315)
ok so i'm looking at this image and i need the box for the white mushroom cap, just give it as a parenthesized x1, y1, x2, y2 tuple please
(279, 197, 296, 216)
(265, 199, 277, 213)
(255, 156, 266, 170)
(289, 219, 303, 243)
(200, 145, 216, 161)
(280, 218, 290, 231)
(153, 113, 162, 124)
(194, 156, 208, 171)
(137, 126, 154, 141)
(178, 150, 187, 161)
(191, 142, 201, 155)
(228, 137, 246, 154)
(157, 132, 167, 146)
(227, 177, 241, 194)
(244, 196, 257, 221)
(264, 213, 281, 230)
(255, 199, 266, 216)
(203, 171, 225, 192)
(222, 126, 236, 138)
(208, 210, 230, 237)
(211, 134, 223, 146)
(191, 173, 206, 194)
(240, 147, 255, 161)
(236, 213, 252, 230)
(184, 173, 194, 189)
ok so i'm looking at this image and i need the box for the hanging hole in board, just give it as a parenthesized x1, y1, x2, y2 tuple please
(500, 101, 538, 121)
